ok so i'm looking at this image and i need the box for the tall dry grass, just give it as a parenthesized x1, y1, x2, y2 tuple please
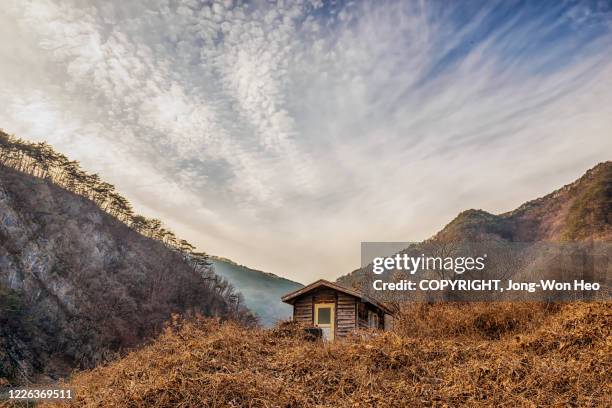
(38, 302, 610, 407)
(393, 302, 561, 340)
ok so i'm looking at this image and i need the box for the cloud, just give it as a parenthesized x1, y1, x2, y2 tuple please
(0, 0, 611, 282)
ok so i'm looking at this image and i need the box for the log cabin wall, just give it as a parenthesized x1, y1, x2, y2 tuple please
(357, 302, 385, 329)
(375, 308, 385, 330)
(292, 288, 336, 325)
(357, 303, 368, 329)
(293, 296, 313, 324)
(336, 292, 357, 337)
(287, 282, 393, 336)
(310, 287, 336, 303)
(292, 288, 360, 337)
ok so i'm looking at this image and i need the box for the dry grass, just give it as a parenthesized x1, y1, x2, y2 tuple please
(40, 303, 610, 407)
(393, 302, 562, 340)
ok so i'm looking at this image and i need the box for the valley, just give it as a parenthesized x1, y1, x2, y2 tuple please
(210, 256, 303, 326)
(0, 132, 609, 407)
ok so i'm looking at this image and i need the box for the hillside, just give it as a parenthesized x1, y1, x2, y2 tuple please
(42, 302, 610, 407)
(436, 161, 611, 242)
(0, 133, 254, 385)
(337, 162, 611, 288)
(210, 257, 303, 326)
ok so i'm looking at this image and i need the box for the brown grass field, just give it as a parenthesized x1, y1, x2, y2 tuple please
(31, 302, 611, 407)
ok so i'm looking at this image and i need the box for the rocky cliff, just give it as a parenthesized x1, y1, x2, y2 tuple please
(0, 165, 251, 384)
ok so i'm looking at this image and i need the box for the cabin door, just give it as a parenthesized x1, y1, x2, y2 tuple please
(314, 303, 335, 340)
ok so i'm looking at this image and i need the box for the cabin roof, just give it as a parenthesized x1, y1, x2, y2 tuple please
(281, 279, 394, 315)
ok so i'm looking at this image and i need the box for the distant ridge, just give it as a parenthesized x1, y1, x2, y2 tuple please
(210, 256, 303, 327)
(210, 255, 301, 284)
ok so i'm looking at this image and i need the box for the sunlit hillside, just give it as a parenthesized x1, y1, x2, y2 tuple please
(42, 302, 610, 407)
(337, 162, 612, 290)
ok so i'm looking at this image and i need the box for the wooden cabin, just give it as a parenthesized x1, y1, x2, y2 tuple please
(281, 279, 394, 340)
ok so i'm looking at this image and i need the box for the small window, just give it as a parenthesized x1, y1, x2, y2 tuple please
(317, 307, 331, 324)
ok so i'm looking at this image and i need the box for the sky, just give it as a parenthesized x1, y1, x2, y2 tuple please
(1, 0, 611, 283)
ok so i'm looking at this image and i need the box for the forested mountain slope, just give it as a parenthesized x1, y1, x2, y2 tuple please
(210, 257, 303, 326)
(435, 161, 611, 242)
(0, 131, 254, 385)
(337, 162, 611, 288)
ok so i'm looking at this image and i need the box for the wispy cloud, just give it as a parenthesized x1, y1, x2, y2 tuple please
(1, 0, 611, 282)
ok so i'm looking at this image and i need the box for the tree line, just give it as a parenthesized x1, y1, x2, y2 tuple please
(0, 130, 254, 324)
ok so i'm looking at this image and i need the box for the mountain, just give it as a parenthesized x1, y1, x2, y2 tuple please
(436, 161, 611, 242)
(210, 257, 303, 326)
(0, 132, 253, 385)
(337, 162, 611, 288)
